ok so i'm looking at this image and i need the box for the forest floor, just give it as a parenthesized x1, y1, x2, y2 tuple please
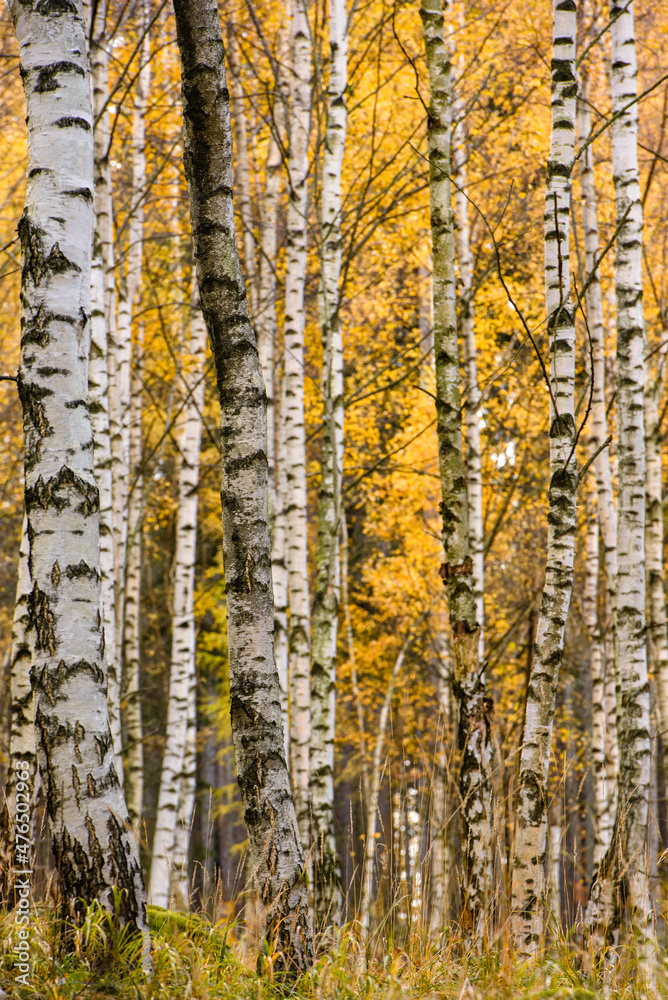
(0, 903, 664, 999)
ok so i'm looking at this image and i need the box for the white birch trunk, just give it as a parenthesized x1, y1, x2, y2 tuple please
(88, 241, 121, 768)
(10, 0, 148, 946)
(577, 73, 619, 950)
(429, 645, 452, 937)
(452, 13, 484, 648)
(311, 0, 347, 928)
(258, 121, 289, 757)
(359, 636, 411, 936)
(0, 517, 35, 901)
(90, 1, 127, 689)
(644, 352, 668, 849)
(610, 1, 654, 981)
(150, 299, 207, 908)
(420, 0, 492, 945)
(283, 0, 313, 848)
(122, 22, 150, 831)
(583, 498, 609, 870)
(406, 778, 422, 929)
(511, 0, 577, 956)
(171, 655, 197, 908)
(88, 0, 121, 772)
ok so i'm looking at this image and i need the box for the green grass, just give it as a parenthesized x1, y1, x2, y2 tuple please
(0, 902, 663, 999)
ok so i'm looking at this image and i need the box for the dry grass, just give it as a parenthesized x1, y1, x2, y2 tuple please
(0, 897, 665, 1000)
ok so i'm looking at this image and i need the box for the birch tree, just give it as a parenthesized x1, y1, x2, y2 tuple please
(253, 31, 290, 752)
(577, 70, 618, 949)
(88, 0, 121, 769)
(452, 7, 484, 644)
(283, 0, 313, 846)
(645, 347, 668, 808)
(121, 18, 150, 831)
(9, 0, 148, 944)
(172, 0, 312, 969)
(90, 0, 128, 696)
(0, 518, 34, 902)
(609, 0, 654, 978)
(150, 294, 207, 909)
(310, 0, 348, 928)
(419, 0, 492, 945)
(510, 0, 577, 955)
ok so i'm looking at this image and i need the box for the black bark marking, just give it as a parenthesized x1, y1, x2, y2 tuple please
(74, 721, 84, 763)
(25, 465, 99, 516)
(106, 812, 144, 928)
(35, 0, 78, 15)
(34, 61, 84, 93)
(27, 584, 57, 654)
(65, 560, 99, 581)
(72, 764, 81, 809)
(35, 658, 105, 705)
(54, 116, 91, 131)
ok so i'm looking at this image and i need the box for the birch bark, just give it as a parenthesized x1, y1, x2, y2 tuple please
(359, 635, 411, 935)
(258, 110, 289, 756)
(310, 0, 348, 928)
(583, 497, 609, 871)
(172, 0, 312, 968)
(609, 1, 654, 979)
(452, 15, 484, 647)
(90, 0, 127, 690)
(0, 517, 35, 902)
(419, 0, 492, 945)
(577, 75, 618, 948)
(88, 0, 121, 770)
(511, 0, 577, 956)
(122, 22, 150, 832)
(10, 0, 148, 944)
(429, 643, 453, 937)
(283, 0, 313, 848)
(644, 350, 668, 837)
(150, 297, 207, 909)
(227, 26, 258, 317)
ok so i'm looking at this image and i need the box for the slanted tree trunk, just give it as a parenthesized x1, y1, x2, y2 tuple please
(310, 0, 348, 930)
(122, 19, 150, 832)
(511, 0, 577, 956)
(10, 0, 148, 947)
(419, 0, 492, 947)
(283, 0, 313, 850)
(610, 2, 654, 980)
(150, 294, 207, 908)
(172, 0, 312, 969)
